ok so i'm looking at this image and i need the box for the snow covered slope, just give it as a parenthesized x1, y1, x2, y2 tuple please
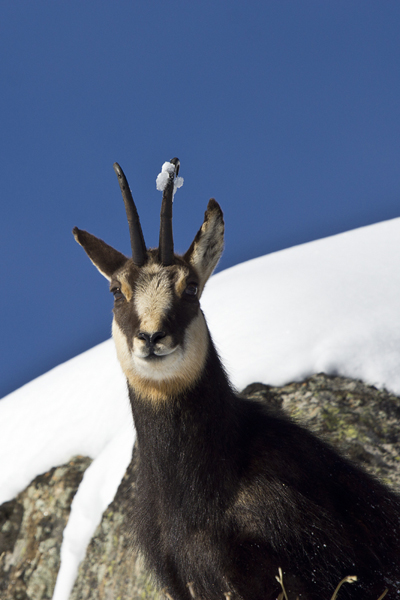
(202, 216, 400, 392)
(1, 217, 400, 600)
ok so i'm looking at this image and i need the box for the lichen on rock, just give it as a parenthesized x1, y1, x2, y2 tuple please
(0, 456, 91, 600)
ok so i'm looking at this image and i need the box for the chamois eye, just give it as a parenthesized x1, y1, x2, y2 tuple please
(111, 287, 125, 301)
(185, 284, 198, 297)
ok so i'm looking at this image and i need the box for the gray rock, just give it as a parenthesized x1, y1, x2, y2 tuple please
(0, 456, 91, 600)
(70, 447, 161, 600)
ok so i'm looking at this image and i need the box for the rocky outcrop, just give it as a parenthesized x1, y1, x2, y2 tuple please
(0, 456, 91, 600)
(244, 373, 400, 489)
(69, 447, 160, 600)
(1, 374, 400, 599)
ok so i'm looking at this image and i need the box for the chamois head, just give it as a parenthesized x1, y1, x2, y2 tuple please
(73, 159, 224, 402)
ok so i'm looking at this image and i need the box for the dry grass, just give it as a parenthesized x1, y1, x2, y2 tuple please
(275, 567, 388, 600)
(162, 569, 389, 600)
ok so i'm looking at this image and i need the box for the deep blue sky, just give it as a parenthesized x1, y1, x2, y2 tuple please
(2, 2, 400, 398)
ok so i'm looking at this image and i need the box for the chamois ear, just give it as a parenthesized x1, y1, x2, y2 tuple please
(184, 199, 224, 290)
(73, 227, 128, 281)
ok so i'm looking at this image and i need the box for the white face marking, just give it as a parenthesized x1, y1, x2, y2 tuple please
(134, 264, 172, 334)
(112, 312, 209, 403)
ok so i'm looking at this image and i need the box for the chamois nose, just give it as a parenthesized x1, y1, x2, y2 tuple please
(138, 331, 166, 346)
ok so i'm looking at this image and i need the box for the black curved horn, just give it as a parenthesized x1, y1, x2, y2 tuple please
(113, 162, 147, 267)
(159, 157, 179, 266)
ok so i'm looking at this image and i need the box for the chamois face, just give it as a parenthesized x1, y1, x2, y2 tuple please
(74, 180, 224, 403)
(109, 252, 210, 402)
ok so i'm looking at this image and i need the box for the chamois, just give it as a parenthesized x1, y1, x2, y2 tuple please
(74, 159, 400, 600)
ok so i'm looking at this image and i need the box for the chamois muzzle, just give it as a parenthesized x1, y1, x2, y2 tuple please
(113, 162, 147, 267)
(159, 157, 180, 266)
(138, 331, 166, 349)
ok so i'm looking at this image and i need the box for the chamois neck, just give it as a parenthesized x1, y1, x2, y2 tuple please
(128, 338, 235, 430)
(127, 339, 239, 522)
(128, 338, 237, 469)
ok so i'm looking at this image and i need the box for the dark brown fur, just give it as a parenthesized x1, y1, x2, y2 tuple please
(128, 339, 400, 600)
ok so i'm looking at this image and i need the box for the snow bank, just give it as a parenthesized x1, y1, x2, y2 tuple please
(0, 341, 132, 504)
(202, 217, 400, 393)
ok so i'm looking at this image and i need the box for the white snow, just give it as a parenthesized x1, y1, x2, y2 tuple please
(201, 217, 400, 393)
(156, 160, 184, 195)
(1, 217, 400, 599)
